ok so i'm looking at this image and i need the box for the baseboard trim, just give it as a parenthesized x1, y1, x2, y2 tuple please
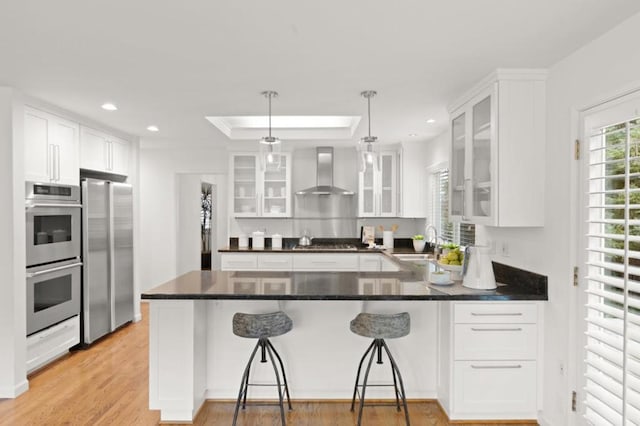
(0, 379, 29, 398)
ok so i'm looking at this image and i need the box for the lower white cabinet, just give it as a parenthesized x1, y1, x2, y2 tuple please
(222, 253, 399, 272)
(257, 254, 293, 270)
(452, 360, 537, 415)
(26, 315, 79, 373)
(293, 254, 359, 271)
(221, 254, 258, 270)
(438, 302, 540, 421)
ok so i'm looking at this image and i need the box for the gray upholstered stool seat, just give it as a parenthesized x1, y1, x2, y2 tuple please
(350, 312, 411, 426)
(233, 311, 293, 339)
(350, 312, 410, 339)
(232, 311, 293, 426)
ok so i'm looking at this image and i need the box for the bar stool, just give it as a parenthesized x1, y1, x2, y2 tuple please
(349, 312, 411, 426)
(232, 311, 293, 426)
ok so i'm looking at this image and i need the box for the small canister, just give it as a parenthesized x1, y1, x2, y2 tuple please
(238, 234, 249, 249)
(271, 234, 282, 250)
(252, 231, 265, 250)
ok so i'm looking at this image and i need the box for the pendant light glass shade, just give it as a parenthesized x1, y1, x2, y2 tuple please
(358, 90, 380, 173)
(259, 91, 281, 171)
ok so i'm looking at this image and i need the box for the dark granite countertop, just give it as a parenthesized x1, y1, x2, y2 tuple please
(142, 259, 548, 302)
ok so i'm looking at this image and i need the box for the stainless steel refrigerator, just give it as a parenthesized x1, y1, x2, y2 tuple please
(81, 178, 134, 344)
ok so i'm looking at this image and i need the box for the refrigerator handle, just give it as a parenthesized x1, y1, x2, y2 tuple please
(81, 180, 91, 343)
(108, 181, 116, 330)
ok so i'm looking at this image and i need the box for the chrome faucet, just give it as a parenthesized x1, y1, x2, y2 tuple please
(425, 225, 440, 259)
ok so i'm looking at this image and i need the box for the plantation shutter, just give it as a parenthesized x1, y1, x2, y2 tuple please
(430, 168, 475, 246)
(585, 117, 640, 425)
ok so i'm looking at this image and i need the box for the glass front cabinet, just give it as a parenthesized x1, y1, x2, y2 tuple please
(449, 69, 547, 227)
(358, 150, 398, 217)
(231, 152, 292, 217)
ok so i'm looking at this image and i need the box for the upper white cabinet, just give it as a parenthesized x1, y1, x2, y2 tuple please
(398, 142, 427, 218)
(24, 106, 80, 185)
(449, 69, 546, 227)
(80, 126, 130, 176)
(230, 152, 292, 217)
(358, 150, 398, 217)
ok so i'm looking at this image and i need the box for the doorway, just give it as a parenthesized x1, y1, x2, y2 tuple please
(176, 173, 227, 276)
(201, 182, 213, 270)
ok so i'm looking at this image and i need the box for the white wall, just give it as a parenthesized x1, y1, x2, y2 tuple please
(0, 88, 28, 397)
(139, 144, 228, 291)
(480, 12, 640, 426)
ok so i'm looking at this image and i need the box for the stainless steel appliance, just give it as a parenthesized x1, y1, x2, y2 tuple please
(26, 258, 82, 335)
(25, 181, 82, 267)
(81, 178, 134, 344)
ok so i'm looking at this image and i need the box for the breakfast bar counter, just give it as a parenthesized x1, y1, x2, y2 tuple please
(142, 260, 547, 422)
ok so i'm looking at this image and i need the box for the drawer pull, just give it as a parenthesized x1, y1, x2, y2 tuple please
(311, 261, 336, 264)
(470, 327, 523, 332)
(471, 312, 523, 316)
(471, 364, 522, 369)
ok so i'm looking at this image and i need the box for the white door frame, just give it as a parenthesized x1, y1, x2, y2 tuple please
(573, 88, 640, 423)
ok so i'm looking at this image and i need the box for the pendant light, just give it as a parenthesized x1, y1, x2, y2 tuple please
(259, 90, 281, 171)
(358, 90, 379, 172)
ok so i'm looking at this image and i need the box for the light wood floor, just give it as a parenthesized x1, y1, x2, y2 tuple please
(0, 303, 536, 425)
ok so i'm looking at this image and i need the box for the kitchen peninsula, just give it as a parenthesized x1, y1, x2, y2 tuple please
(142, 255, 547, 423)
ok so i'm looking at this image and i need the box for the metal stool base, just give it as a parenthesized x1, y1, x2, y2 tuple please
(232, 337, 292, 426)
(350, 338, 410, 426)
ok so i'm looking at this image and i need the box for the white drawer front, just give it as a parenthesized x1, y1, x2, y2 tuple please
(359, 255, 381, 271)
(453, 360, 537, 415)
(293, 254, 359, 271)
(454, 303, 537, 324)
(257, 254, 293, 270)
(27, 315, 79, 373)
(454, 324, 537, 360)
(380, 256, 400, 272)
(221, 254, 258, 270)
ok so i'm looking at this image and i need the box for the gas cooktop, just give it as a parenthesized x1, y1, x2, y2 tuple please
(292, 244, 358, 251)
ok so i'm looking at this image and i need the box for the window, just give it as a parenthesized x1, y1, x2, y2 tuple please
(430, 166, 475, 246)
(584, 110, 640, 424)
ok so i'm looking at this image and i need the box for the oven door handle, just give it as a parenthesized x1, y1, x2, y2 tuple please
(25, 203, 83, 210)
(26, 261, 83, 278)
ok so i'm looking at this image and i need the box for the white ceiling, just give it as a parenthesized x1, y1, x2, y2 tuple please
(1, 0, 639, 147)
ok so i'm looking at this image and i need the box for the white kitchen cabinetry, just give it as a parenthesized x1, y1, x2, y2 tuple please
(438, 302, 540, 421)
(359, 254, 400, 272)
(230, 153, 292, 217)
(292, 253, 359, 271)
(221, 253, 399, 272)
(26, 315, 79, 373)
(80, 126, 130, 176)
(358, 150, 398, 217)
(24, 106, 79, 185)
(449, 69, 546, 226)
(398, 143, 427, 218)
(220, 254, 258, 271)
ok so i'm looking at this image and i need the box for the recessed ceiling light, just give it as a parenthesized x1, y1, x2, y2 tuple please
(147, 125, 159, 132)
(101, 103, 118, 111)
(426, 118, 436, 124)
(409, 133, 417, 137)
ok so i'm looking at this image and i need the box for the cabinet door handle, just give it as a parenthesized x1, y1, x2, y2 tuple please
(470, 327, 523, 332)
(471, 364, 522, 369)
(310, 261, 336, 264)
(470, 312, 523, 316)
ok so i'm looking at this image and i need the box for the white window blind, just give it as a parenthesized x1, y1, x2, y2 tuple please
(431, 168, 475, 246)
(585, 117, 640, 425)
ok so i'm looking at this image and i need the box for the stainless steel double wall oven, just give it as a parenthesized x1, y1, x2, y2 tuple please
(25, 181, 82, 335)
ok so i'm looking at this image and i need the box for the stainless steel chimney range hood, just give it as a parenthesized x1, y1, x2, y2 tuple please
(295, 147, 355, 196)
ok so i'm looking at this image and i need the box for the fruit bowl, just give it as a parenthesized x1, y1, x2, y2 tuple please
(437, 261, 463, 272)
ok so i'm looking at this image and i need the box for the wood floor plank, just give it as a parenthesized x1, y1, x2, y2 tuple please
(0, 303, 537, 425)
